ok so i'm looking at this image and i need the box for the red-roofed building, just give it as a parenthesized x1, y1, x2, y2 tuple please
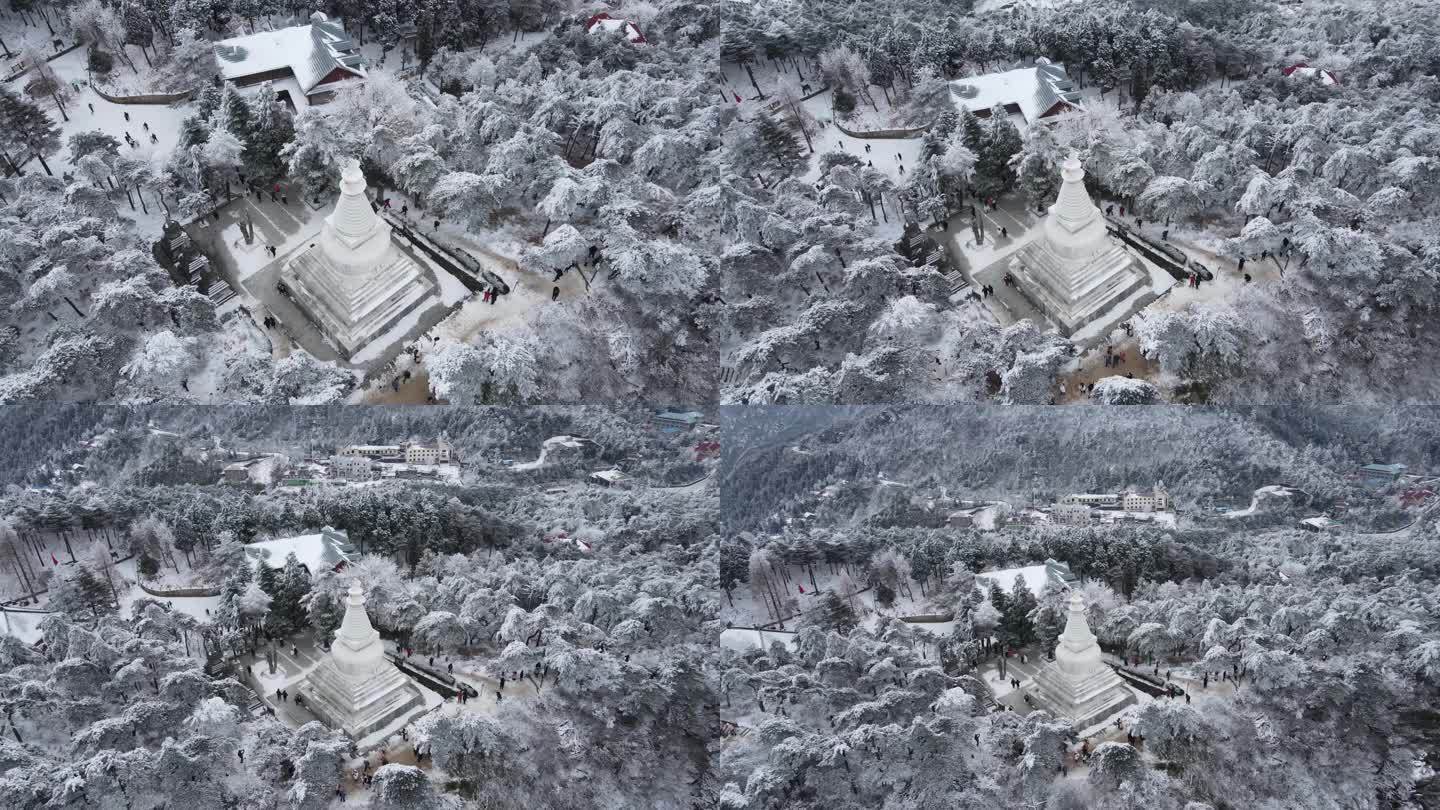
(586, 12, 646, 44)
(1282, 62, 1340, 86)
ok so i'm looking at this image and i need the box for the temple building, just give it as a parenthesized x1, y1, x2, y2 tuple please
(949, 59, 1081, 129)
(214, 13, 367, 109)
(299, 580, 424, 739)
(1007, 156, 1149, 336)
(1027, 591, 1136, 729)
(276, 159, 439, 358)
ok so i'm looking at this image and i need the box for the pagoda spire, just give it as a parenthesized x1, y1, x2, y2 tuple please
(1050, 154, 1100, 235)
(319, 158, 393, 267)
(334, 579, 382, 659)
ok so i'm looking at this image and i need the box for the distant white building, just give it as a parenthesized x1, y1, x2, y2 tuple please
(655, 411, 705, 431)
(949, 59, 1081, 129)
(590, 468, 629, 486)
(337, 444, 402, 459)
(1122, 482, 1170, 513)
(1058, 483, 1170, 514)
(330, 455, 377, 481)
(1058, 493, 1119, 508)
(337, 438, 456, 465)
(404, 438, 453, 465)
(1052, 501, 1092, 526)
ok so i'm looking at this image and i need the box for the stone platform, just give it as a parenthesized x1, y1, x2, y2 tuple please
(299, 581, 427, 740)
(1007, 155, 1150, 337)
(275, 159, 439, 359)
(1026, 591, 1137, 729)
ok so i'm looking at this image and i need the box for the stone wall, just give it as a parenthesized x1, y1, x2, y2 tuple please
(832, 119, 933, 139)
(93, 85, 197, 105)
(136, 580, 219, 598)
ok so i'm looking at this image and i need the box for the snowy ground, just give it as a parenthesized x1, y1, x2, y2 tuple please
(1, 33, 195, 239)
(721, 59, 925, 244)
(1, 549, 221, 646)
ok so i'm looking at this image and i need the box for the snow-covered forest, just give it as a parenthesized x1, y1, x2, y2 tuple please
(0, 0, 720, 404)
(0, 404, 717, 807)
(718, 404, 1440, 808)
(719, 0, 1440, 403)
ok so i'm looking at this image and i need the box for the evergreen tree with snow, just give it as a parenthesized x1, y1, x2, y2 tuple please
(0, 87, 62, 177)
(753, 112, 806, 177)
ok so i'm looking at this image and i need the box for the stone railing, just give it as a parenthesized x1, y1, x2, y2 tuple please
(832, 118, 933, 139)
(93, 85, 197, 105)
(900, 613, 955, 623)
(136, 579, 219, 598)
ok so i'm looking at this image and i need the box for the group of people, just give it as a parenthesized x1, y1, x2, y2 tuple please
(1104, 345, 1127, 368)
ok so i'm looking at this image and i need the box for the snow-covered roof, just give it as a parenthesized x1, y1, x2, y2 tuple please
(585, 12, 646, 43)
(975, 564, 1061, 598)
(245, 527, 355, 575)
(1282, 63, 1339, 86)
(591, 469, 628, 483)
(656, 411, 704, 422)
(215, 17, 367, 95)
(949, 60, 1081, 125)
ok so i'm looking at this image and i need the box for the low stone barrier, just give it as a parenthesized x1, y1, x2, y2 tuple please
(136, 580, 219, 598)
(901, 613, 954, 623)
(93, 85, 196, 105)
(832, 118, 933, 139)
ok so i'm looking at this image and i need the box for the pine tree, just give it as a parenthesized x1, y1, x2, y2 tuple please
(754, 112, 805, 176)
(1006, 575, 1038, 648)
(245, 82, 294, 182)
(256, 560, 279, 596)
(123, 2, 154, 50)
(973, 115, 1022, 199)
(306, 577, 345, 643)
(818, 590, 857, 633)
(49, 565, 114, 618)
(213, 83, 253, 151)
(959, 108, 985, 151)
(137, 553, 160, 578)
(268, 553, 312, 638)
(0, 86, 62, 176)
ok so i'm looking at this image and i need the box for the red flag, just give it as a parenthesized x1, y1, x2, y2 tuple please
(50, 552, 58, 565)
(733, 92, 742, 103)
(798, 584, 805, 594)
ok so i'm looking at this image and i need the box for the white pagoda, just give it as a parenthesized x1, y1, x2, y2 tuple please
(298, 580, 424, 739)
(1027, 590, 1135, 729)
(277, 159, 438, 358)
(1007, 155, 1148, 336)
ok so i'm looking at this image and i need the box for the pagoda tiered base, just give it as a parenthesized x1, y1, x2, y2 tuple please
(1008, 239, 1148, 337)
(1028, 660, 1136, 729)
(278, 243, 437, 359)
(299, 656, 425, 739)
